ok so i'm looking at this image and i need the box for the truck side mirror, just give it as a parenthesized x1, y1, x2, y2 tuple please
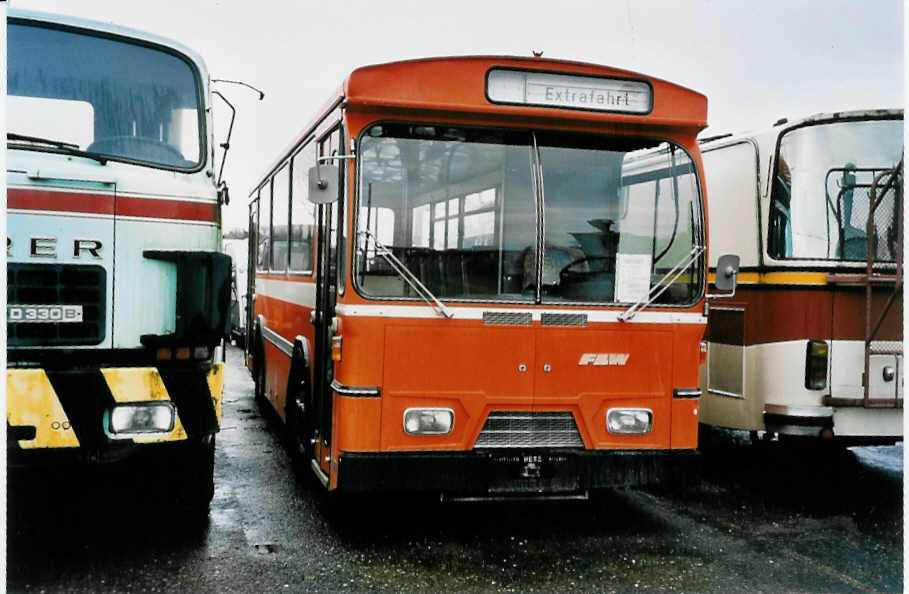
(714, 254, 740, 293)
(308, 164, 339, 204)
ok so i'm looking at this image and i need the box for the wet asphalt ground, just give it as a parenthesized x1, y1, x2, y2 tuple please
(7, 345, 903, 593)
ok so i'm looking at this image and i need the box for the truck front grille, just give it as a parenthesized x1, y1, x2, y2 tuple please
(7, 264, 106, 346)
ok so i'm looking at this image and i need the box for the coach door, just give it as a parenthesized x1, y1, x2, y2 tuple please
(245, 201, 257, 360)
(311, 126, 345, 474)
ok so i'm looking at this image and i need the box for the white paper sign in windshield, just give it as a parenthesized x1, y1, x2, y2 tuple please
(615, 253, 653, 303)
(487, 69, 652, 114)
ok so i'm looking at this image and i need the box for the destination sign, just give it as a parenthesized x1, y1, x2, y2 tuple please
(8, 304, 84, 323)
(487, 69, 652, 114)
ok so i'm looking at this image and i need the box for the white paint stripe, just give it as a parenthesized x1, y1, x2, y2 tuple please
(334, 303, 706, 324)
(115, 215, 218, 227)
(254, 278, 705, 324)
(262, 325, 293, 357)
(116, 191, 216, 203)
(8, 184, 115, 195)
(255, 278, 317, 308)
(9, 209, 114, 220)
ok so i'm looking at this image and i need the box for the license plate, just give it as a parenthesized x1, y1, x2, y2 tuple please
(488, 452, 579, 494)
(7, 304, 84, 323)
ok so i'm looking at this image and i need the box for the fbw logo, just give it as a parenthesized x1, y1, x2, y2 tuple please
(578, 353, 630, 366)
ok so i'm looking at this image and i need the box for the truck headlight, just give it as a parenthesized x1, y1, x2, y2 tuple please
(107, 402, 175, 438)
(606, 408, 653, 435)
(403, 408, 454, 435)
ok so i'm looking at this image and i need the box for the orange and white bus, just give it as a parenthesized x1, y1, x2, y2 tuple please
(700, 110, 903, 444)
(247, 56, 731, 499)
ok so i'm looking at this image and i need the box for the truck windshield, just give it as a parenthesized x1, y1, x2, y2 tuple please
(7, 21, 203, 170)
(768, 118, 903, 262)
(355, 123, 703, 306)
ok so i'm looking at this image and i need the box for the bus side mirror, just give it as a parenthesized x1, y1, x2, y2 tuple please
(713, 254, 740, 293)
(308, 164, 339, 204)
(217, 181, 230, 205)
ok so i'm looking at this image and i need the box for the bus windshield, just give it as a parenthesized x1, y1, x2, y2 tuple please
(768, 118, 903, 262)
(355, 124, 703, 306)
(7, 21, 203, 170)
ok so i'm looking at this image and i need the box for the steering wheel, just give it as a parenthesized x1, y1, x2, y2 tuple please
(558, 255, 613, 281)
(87, 136, 188, 164)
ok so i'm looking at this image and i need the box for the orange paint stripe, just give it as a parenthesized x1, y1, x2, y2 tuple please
(709, 271, 830, 286)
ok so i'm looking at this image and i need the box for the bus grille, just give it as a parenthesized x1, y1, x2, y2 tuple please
(473, 411, 584, 448)
(7, 264, 107, 346)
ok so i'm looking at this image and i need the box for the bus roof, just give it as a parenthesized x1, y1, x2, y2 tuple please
(345, 55, 706, 128)
(8, 8, 210, 78)
(699, 108, 903, 148)
(250, 55, 707, 199)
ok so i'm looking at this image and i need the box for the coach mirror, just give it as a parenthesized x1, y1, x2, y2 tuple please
(308, 162, 339, 205)
(308, 154, 355, 204)
(713, 254, 740, 294)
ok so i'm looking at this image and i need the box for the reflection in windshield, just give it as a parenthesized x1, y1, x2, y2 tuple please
(355, 124, 703, 306)
(7, 22, 203, 169)
(768, 119, 903, 261)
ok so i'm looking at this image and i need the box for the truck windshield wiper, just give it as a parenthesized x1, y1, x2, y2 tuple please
(8, 132, 108, 165)
(358, 230, 453, 319)
(618, 245, 705, 322)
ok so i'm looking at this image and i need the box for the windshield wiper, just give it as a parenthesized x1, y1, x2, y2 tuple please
(358, 230, 453, 319)
(8, 132, 108, 165)
(618, 245, 705, 322)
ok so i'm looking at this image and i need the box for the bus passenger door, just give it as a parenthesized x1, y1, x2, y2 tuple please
(311, 126, 344, 478)
(245, 201, 257, 362)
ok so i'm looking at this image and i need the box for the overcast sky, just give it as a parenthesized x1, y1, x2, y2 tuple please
(9, 0, 905, 231)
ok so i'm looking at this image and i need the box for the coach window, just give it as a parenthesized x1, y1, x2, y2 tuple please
(272, 164, 290, 272)
(256, 182, 271, 271)
(291, 142, 316, 273)
(249, 199, 259, 266)
(318, 125, 346, 292)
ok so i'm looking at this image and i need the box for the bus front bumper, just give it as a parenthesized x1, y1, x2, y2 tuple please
(337, 449, 698, 495)
(764, 403, 903, 444)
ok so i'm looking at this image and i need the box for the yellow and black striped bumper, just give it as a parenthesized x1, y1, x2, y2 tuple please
(7, 363, 223, 463)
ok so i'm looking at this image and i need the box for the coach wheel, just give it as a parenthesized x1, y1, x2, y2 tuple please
(285, 343, 314, 468)
(253, 331, 268, 412)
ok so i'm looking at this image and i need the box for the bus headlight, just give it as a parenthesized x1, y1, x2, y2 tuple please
(805, 340, 829, 390)
(606, 408, 653, 435)
(107, 402, 175, 437)
(403, 408, 454, 435)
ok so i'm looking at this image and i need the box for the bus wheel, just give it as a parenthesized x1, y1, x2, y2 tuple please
(285, 344, 313, 471)
(253, 336, 268, 413)
(285, 391, 311, 465)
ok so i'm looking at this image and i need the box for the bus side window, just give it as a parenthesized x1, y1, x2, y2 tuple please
(291, 142, 316, 273)
(257, 181, 272, 270)
(272, 164, 290, 272)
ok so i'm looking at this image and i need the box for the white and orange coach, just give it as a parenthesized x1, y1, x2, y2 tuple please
(247, 56, 738, 499)
(700, 110, 902, 444)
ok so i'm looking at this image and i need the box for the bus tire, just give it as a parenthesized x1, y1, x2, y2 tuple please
(253, 325, 268, 413)
(285, 339, 313, 471)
